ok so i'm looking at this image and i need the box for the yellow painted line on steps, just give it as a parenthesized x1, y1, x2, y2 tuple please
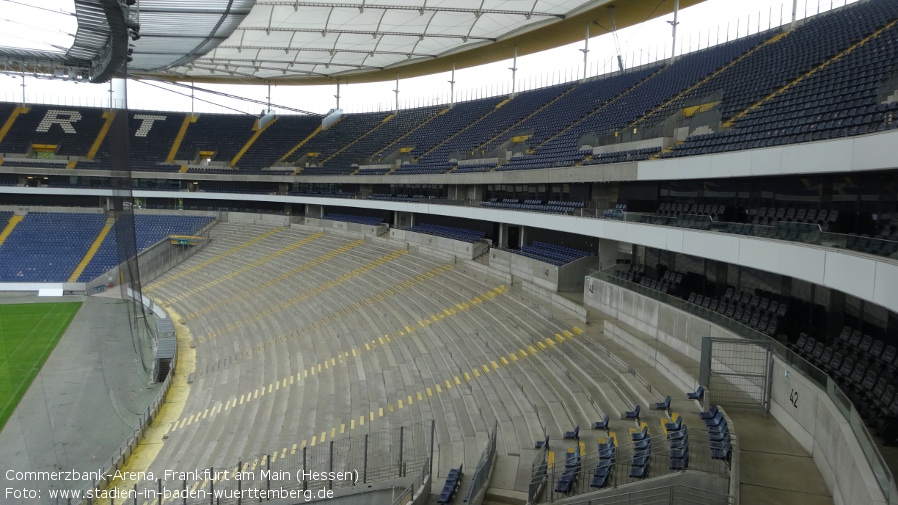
(146, 227, 283, 290)
(166, 115, 198, 163)
(0, 215, 24, 248)
(414, 99, 509, 162)
(85, 111, 117, 160)
(630, 31, 788, 129)
(230, 116, 278, 167)
(725, 21, 897, 127)
(68, 218, 114, 282)
(321, 115, 393, 165)
(93, 305, 196, 505)
(204, 324, 584, 476)
(534, 67, 665, 152)
(195, 249, 409, 342)
(476, 86, 578, 152)
(166, 232, 325, 304)
(372, 107, 450, 160)
(279, 125, 322, 164)
(0, 105, 29, 144)
(169, 281, 516, 431)
(182, 238, 365, 320)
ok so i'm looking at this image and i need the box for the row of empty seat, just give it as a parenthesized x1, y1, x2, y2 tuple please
(77, 215, 214, 282)
(409, 223, 485, 243)
(480, 198, 583, 215)
(511, 241, 594, 266)
(789, 327, 898, 444)
(0, 212, 213, 282)
(321, 213, 384, 226)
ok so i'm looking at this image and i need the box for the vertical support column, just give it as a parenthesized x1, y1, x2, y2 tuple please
(363, 434, 369, 483)
(328, 441, 334, 490)
(669, 0, 680, 61)
(792, 0, 799, 25)
(237, 461, 242, 505)
(302, 447, 308, 491)
(699, 337, 712, 387)
(449, 64, 456, 105)
(509, 47, 518, 93)
(110, 78, 128, 109)
(398, 426, 405, 477)
(429, 419, 435, 477)
(498, 223, 508, 248)
(335, 82, 341, 110)
(393, 78, 400, 113)
(579, 24, 589, 80)
(265, 453, 271, 501)
(519, 227, 527, 249)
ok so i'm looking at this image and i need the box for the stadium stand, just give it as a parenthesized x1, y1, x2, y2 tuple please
(1, 2, 896, 178)
(787, 324, 898, 446)
(234, 115, 321, 171)
(327, 105, 444, 171)
(76, 215, 214, 282)
(0, 104, 106, 158)
(665, 0, 898, 157)
(4, 2, 898, 501)
(287, 112, 391, 175)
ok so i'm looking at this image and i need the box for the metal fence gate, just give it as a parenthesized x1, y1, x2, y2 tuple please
(699, 338, 773, 411)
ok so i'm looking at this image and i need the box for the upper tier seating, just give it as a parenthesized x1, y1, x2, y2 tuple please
(2, 0, 897, 175)
(665, 0, 898, 158)
(288, 112, 391, 175)
(0, 104, 106, 158)
(480, 199, 583, 215)
(499, 33, 768, 172)
(0, 212, 106, 282)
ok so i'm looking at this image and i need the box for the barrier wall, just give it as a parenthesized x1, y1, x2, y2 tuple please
(228, 211, 292, 226)
(388, 229, 488, 261)
(305, 217, 388, 236)
(0, 282, 85, 292)
(583, 277, 891, 505)
(487, 249, 600, 292)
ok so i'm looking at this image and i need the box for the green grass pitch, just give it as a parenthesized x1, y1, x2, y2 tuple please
(0, 302, 81, 430)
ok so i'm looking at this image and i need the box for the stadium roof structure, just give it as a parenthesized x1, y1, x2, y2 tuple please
(0, 0, 703, 85)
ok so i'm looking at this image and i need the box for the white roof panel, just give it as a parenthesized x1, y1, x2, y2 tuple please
(126, 0, 705, 83)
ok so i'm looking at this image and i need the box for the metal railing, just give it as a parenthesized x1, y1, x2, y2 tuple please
(607, 211, 898, 261)
(392, 458, 432, 505)
(588, 269, 896, 504)
(464, 420, 499, 504)
(557, 484, 732, 505)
